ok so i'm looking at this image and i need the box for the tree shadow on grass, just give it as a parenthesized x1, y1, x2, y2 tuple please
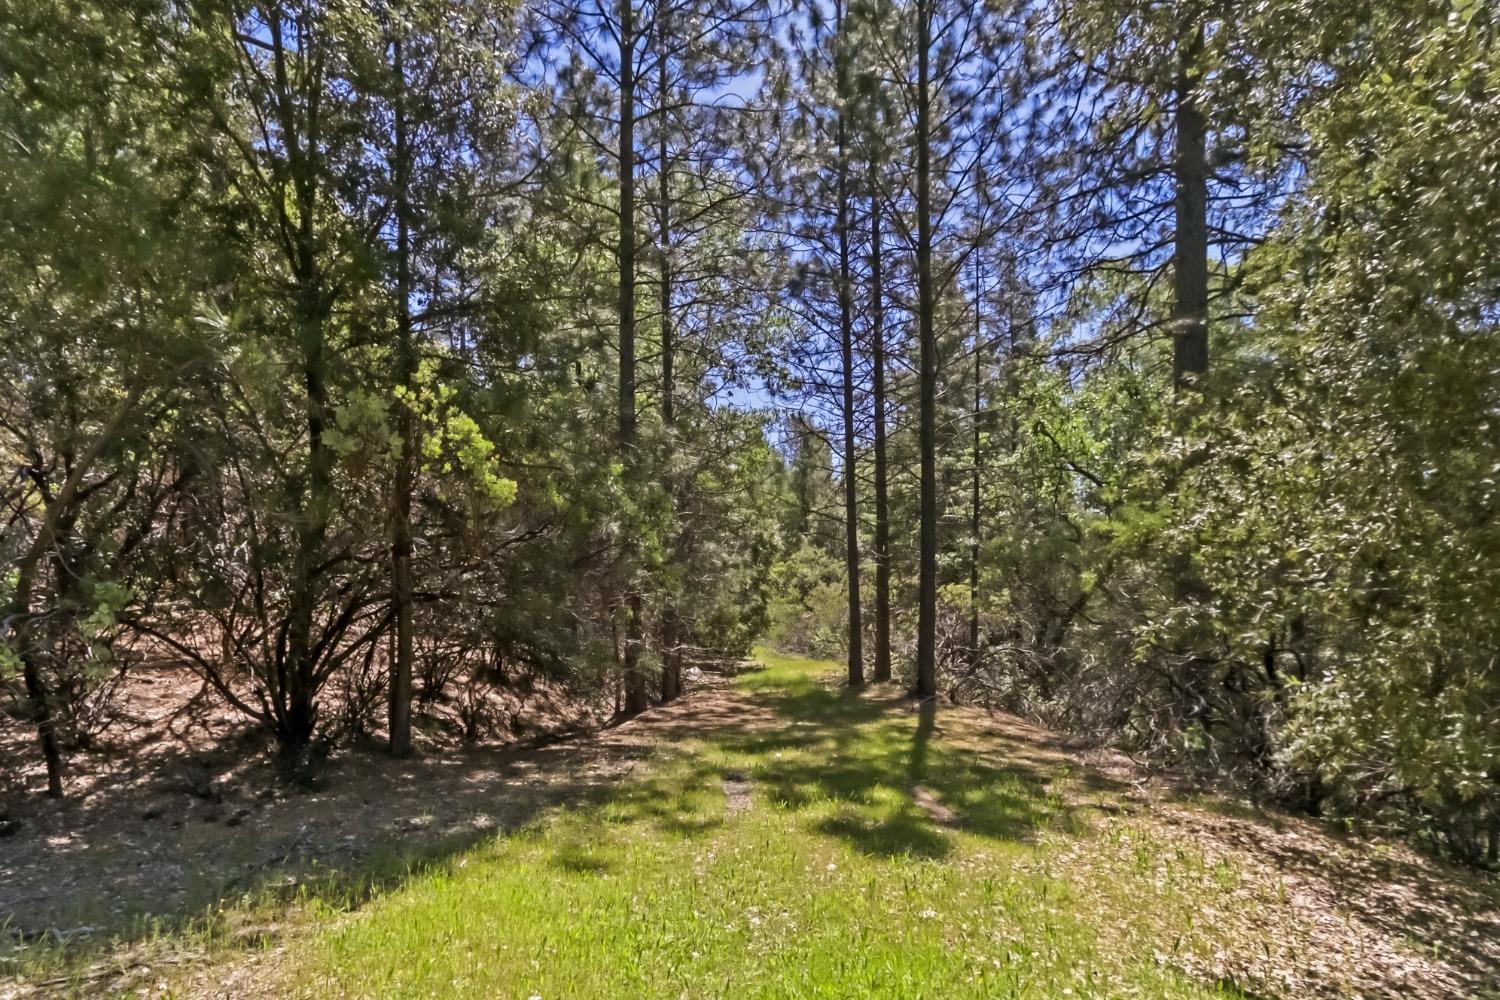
(1, 664, 1068, 993)
(0, 688, 741, 990)
(713, 675, 1068, 861)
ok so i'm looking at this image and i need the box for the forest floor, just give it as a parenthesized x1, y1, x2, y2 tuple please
(3, 652, 1499, 998)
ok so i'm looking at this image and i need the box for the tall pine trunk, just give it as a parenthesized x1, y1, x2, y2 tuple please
(969, 255, 982, 669)
(388, 36, 416, 757)
(657, 43, 682, 704)
(1170, 18, 1211, 712)
(868, 167, 891, 684)
(914, 0, 937, 699)
(836, 84, 863, 688)
(284, 285, 331, 762)
(618, 0, 649, 714)
(1172, 21, 1208, 388)
(268, 15, 329, 766)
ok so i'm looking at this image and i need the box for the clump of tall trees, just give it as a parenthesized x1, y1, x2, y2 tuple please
(764, 0, 1500, 865)
(2, 0, 780, 790)
(3, 0, 1497, 866)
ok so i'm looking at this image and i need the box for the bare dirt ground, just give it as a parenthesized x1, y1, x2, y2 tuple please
(3, 669, 1498, 999)
(0, 664, 616, 939)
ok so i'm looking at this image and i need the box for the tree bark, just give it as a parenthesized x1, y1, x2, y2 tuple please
(6, 385, 144, 797)
(657, 41, 681, 704)
(267, 12, 329, 766)
(284, 285, 331, 759)
(388, 34, 416, 757)
(1172, 20, 1209, 389)
(969, 253, 981, 670)
(1168, 17, 1211, 728)
(914, 0, 937, 699)
(836, 61, 863, 688)
(660, 609, 680, 702)
(868, 165, 891, 684)
(618, 0, 649, 715)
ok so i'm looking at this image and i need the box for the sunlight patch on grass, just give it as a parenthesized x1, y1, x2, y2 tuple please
(269, 651, 1243, 999)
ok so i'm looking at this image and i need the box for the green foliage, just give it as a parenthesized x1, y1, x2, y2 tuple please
(1, 0, 783, 780)
(3, 0, 1494, 876)
(947, 0, 1500, 862)
(766, 543, 849, 659)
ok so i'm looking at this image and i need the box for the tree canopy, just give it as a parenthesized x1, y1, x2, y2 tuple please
(3, 0, 1498, 865)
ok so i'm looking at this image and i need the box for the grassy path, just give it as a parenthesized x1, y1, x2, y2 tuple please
(258, 655, 1259, 999)
(10, 651, 1496, 998)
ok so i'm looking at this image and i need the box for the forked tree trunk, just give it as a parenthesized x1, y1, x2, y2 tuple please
(264, 14, 332, 769)
(7, 385, 143, 796)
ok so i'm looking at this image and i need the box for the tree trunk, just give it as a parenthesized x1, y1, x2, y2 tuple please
(1169, 19, 1211, 673)
(868, 166, 891, 684)
(969, 253, 981, 670)
(283, 288, 330, 760)
(388, 35, 416, 758)
(836, 82, 863, 688)
(18, 647, 64, 797)
(657, 44, 682, 704)
(914, 0, 937, 700)
(1172, 20, 1209, 389)
(6, 384, 146, 796)
(265, 13, 329, 767)
(618, 0, 649, 715)
(660, 608, 680, 702)
(28, 414, 132, 796)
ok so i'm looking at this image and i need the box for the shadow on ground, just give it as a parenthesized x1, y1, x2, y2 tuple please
(0, 679, 692, 983)
(4, 657, 1497, 1000)
(689, 673, 1072, 861)
(0, 662, 1069, 986)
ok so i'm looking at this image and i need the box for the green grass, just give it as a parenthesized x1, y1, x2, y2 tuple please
(265, 652, 1249, 999)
